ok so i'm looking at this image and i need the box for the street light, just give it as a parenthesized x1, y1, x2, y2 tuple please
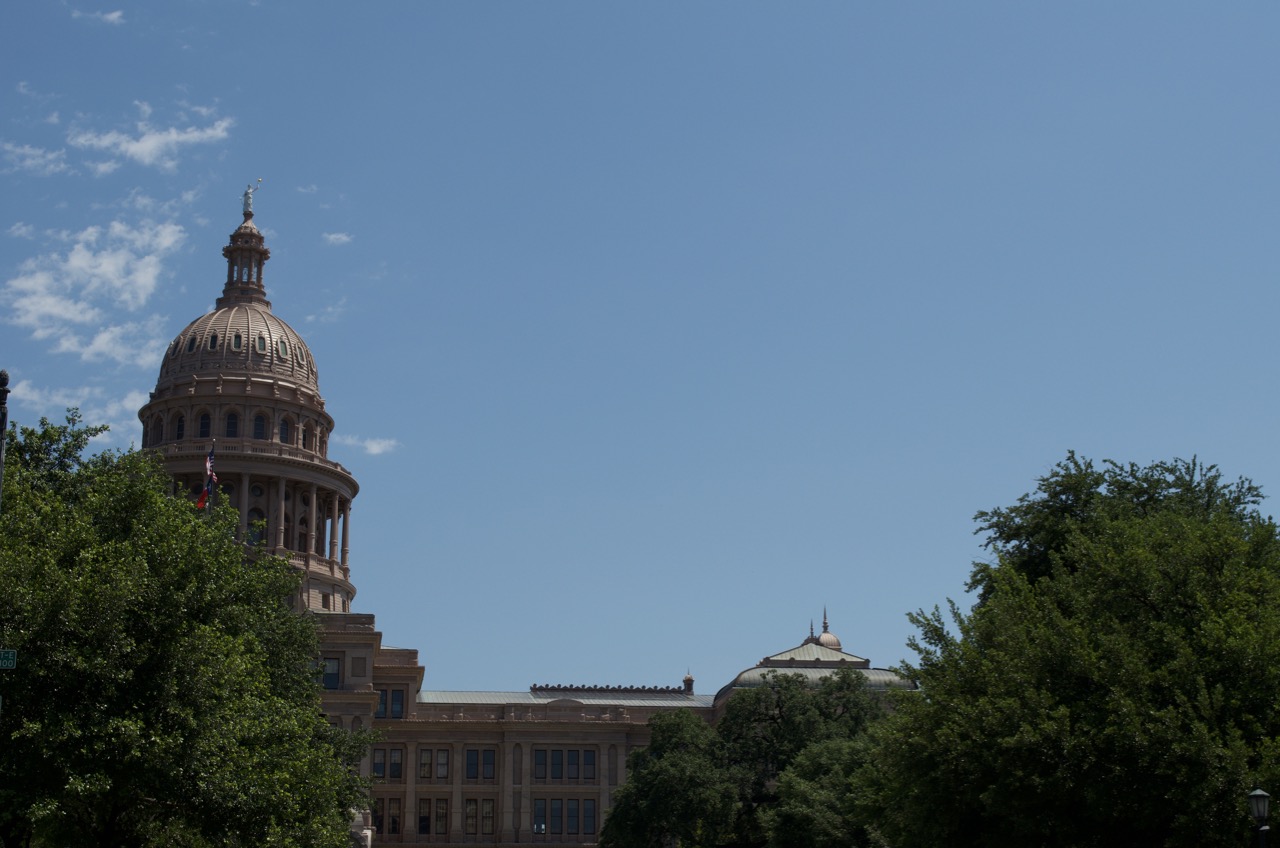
(1249, 788, 1270, 848)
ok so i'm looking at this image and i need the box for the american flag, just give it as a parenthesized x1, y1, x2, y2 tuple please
(195, 444, 217, 509)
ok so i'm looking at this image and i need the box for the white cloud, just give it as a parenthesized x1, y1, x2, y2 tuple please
(89, 159, 120, 176)
(8, 222, 35, 239)
(2, 219, 185, 365)
(45, 111, 60, 125)
(72, 9, 126, 25)
(1, 141, 69, 176)
(297, 184, 318, 194)
(333, 434, 401, 456)
(68, 116, 234, 172)
(305, 296, 347, 324)
(322, 232, 353, 245)
(134, 100, 152, 119)
(10, 379, 150, 448)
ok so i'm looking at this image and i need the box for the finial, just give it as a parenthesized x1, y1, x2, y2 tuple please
(242, 178, 263, 219)
(809, 620, 815, 638)
(822, 606, 830, 633)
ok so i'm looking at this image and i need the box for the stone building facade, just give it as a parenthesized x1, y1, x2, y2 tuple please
(140, 203, 913, 848)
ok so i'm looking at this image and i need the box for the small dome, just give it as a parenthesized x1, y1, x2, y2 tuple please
(816, 629, 842, 651)
(157, 304, 318, 391)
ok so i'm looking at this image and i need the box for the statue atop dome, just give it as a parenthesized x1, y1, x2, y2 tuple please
(242, 178, 262, 216)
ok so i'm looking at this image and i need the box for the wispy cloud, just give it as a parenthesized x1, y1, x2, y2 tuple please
(8, 222, 36, 239)
(333, 434, 401, 456)
(10, 378, 149, 447)
(71, 9, 126, 25)
(68, 116, 233, 172)
(322, 232, 353, 246)
(297, 184, 318, 194)
(1, 141, 69, 176)
(3, 219, 185, 366)
(305, 296, 347, 324)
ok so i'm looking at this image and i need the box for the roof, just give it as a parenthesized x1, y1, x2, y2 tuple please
(418, 690, 715, 709)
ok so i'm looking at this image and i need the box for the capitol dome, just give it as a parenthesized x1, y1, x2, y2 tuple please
(157, 304, 318, 393)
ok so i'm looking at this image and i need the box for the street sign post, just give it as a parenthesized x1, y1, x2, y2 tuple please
(0, 650, 15, 670)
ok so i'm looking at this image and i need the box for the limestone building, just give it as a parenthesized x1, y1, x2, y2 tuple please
(140, 201, 913, 847)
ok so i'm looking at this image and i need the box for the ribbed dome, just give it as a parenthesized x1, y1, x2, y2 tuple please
(157, 303, 318, 391)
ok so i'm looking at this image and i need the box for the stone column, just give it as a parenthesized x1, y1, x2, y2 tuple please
(275, 477, 287, 552)
(329, 493, 340, 561)
(341, 500, 351, 568)
(308, 483, 318, 559)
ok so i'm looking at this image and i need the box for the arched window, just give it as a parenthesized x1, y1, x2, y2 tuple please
(278, 339, 289, 358)
(256, 335, 266, 353)
(232, 332, 243, 351)
(174, 415, 185, 441)
(198, 413, 211, 439)
(208, 333, 218, 351)
(253, 414, 267, 440)
(298, 518, 308, 552)
(302, 427, 313, 450)
(225, 412, 239, 438)
(279, 419, 291, 445)
(186, 336, 197, 353)
(153, 415, 164, 442)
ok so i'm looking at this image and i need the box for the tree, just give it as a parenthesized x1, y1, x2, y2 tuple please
(600, 669, 884, 848)
(0, 412, 369, 848)
(857, 455, 1280, 847)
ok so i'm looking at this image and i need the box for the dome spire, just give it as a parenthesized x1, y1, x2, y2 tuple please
(219, 181, 272, 310)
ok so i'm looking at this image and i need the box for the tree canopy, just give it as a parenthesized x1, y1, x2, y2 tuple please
(0, 412, 368, 848)
(858, 454, 1280, 847)
(600, 668, 885, 848)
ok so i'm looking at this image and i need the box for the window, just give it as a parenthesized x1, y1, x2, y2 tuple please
(375, 690, 387, 719)
(584, 750, 596, 781)
(391, 690, 405, 719)
(568, 799, 579, 835)
(389, 749, 403, 780)
(321, 593, 331, 611)
(373, 798, 384, 833)
(279, 419, 291, 444)
(465, 799, 478, 835)
(372, 749, 386, 779)
(208, 333, 218, 351)
(435, 799, 449, 835)
(278, 339, 289, 358)
(303, 427, 312, 449)
(322, 658, 339, 689)
(437, 749, 449, 780)
(534, 749, 547, 780)
(533, 799, 547, 834)
(153, 416, 163, 442)
(256, 334, 266, 353)
(186, 336, 197, 352)
(226, 413, 239, 438)
(419, 749, 433, 780)
(482, 799, 495, 835)
(175, 415, 185, 441)
(466, 750, 479, 781)
(483, 749, 495, 780)
(232, 332, 243, 351)
(551, 799, 563, 834)
(568, 750, 579, 780)
(551, 750, 563, 780)
(584, 799, 596, 834)
(387, 798, 401, 836)
(198, 413, 211, 439)
(418, 798, 432, 835)
(253, 414, 267, 440)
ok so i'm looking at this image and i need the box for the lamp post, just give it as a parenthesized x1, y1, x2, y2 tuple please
(1249, 788, 1270, 848)
(0, 369, 9, 516)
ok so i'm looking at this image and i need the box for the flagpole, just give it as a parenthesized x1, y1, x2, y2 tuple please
(207, 438, 216, 514)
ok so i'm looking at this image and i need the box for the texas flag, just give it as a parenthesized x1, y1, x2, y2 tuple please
(195, 445, 217, 509)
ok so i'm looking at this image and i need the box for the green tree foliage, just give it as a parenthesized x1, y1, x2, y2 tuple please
(0, 413, 369, 848)
(858, 455, 1280, 848)
(601, 668, 884, 848)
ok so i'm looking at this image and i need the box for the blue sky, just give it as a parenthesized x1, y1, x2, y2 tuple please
(3, 2, 1280, 692)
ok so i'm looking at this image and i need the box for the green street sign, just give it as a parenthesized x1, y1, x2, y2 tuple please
(0, 650, 15, 670)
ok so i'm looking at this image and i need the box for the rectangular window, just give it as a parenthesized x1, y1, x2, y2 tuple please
(418, 798, 432, 835)
(391, 689, 405, 719)
(321, 592, 331, 610)
(482, 799, 495, 835)
(388, 797, 402, 836)
(465, 799, 478, 835)
(372, 749, 386, 779)
(551, 750, 563, 780)
(389, 749, 403, 780)
(419, 748, 433, 780)
(373, 798, 385, 834)
(375, 689, 387, 718)
(584, 750, 596, 781)
(534, 749, 547, 780)
(568, 799, 579, 835)
(437, 749, 449, 780)
(466, 749, 479, 780)
(435, 799, 449, 835)
(533, 799, 547, 834)
(568, 750, 579, 780)
(321, 657, 340, 690)
(482, 749, 495, 780)
(584, 799, 596, 834)
(551, 799, 563, 834)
